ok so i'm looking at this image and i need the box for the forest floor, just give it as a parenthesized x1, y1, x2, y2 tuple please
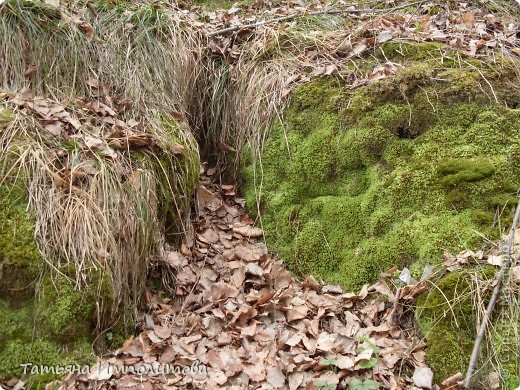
(57, 164, 435, 390)
(1, 1, 519, 389)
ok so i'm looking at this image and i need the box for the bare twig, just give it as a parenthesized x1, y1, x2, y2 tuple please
(388, 287, 401, 325)
(463, 193, 520, 389)
(207, 1, 424, 37)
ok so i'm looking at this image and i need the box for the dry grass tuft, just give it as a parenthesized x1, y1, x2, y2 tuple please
(0, 0, 205, 121)
(0, 0, 204, 335)
(0, 96, 199, 334)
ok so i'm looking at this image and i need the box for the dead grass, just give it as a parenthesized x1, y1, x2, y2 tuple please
(0, 101, 200, 333)
(0, 0, 204, 333)
(0, 0, 205, 122)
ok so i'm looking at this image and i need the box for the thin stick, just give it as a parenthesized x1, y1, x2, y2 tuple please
(463, 194, 520, 389)
(207, 1, 424, 37)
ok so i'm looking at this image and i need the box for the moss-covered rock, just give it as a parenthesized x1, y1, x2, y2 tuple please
(243, 65, 519, 291)
(242, 45, 519, 386)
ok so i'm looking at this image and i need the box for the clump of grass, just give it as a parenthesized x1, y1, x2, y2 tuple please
(0, 0, 205, 121)
(0, 0, 205, 334)
(199, 49, 290, 173)
(0, 98, 200, 333)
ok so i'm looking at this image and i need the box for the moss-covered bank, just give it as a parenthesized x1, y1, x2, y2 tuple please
(243, 74, 519, 289)
(0, 169, 94, 386)
(242, 43, 520, 385)
(417, 268, 519, 388)
(0, 114, 199, 386)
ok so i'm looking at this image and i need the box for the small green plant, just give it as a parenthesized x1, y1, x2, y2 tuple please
(349, 379, 380, 390)
(355, 337, 380, 369)
(314, 380, 337, 390)
(392, 270, 405, 288)
(320, 356, 339, 372)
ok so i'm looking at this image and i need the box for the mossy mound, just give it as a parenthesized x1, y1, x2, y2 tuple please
(242, 44, 519, 385)
(243, 66, 519, 291)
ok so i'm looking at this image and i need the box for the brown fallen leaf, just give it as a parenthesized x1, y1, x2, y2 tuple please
(233, 225, 263, 238)
(337, 355, 355, 370)
(245, 262, 264, 277)
(43, 121, 63, 136)
(232, 267, 246, 287)
(159, 345, 176, 363)
(196, 185, 223, 213)
(302, 275, 321, 291)
(256, 290, 276, 306)
(234, 244, 266, 262)
(413, 366, 433, 389)
(243, 363, 266, 382)
(153, 325, 171, 339)
(266, 364, 286, 388)
(287, 304, 308, 322)
(440, 372, 463, 389)
(219, 142, 236, 153)
(316, 333, 336, 352)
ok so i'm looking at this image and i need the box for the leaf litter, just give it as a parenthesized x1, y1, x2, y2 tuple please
(58, 165, 431, 390)
(178, 0, 520, 89)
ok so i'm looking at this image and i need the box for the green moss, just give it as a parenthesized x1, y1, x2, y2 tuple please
(35, 273, 98, 343)
(288, 77, 345, 114)
(416, 271, 475, 382)
(0, 106, 14, 124)
(438, 158, 495, 186)
(415, 268, 515, 386)
(158, 116, 200, 243)
(0, 169, 103, 383)
(0, 180, 42, 305)
(493, 314, 520, 389)
(243, 59, 520, 293)
(0, 302, 95, 385)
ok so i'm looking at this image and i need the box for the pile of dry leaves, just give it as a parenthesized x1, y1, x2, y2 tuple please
(182, 0, 520, 82)
(56, 165, 436, 390)
(1, 81, 183, 162)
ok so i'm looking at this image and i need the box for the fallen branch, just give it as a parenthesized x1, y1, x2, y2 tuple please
(207, 1, 424, 37)
(463, 194, 520, 389)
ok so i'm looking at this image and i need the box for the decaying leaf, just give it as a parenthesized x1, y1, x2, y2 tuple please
(58, 164, 441, 389)
(413, 367, 433, 389)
